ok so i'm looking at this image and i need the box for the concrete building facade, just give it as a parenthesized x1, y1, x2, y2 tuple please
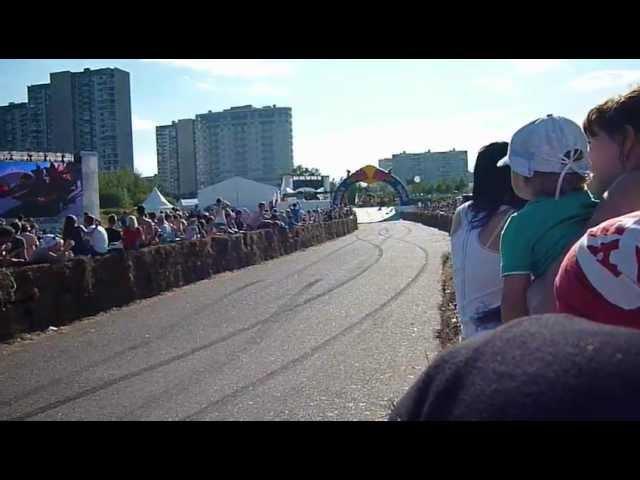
(27, 84, 52, 152)
(0, 102, 30, 151)
(156, 119, 197, 198)
(383, 150, 468, 185)
(0, 67, 134, 172)
(194, 104, 293, 189)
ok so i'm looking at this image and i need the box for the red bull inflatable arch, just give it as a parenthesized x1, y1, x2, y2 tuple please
(332, 165, 412, 207)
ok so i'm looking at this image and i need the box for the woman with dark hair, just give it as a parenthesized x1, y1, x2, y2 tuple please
(62, 214, 90, 256)
(450, 142, 526, 340)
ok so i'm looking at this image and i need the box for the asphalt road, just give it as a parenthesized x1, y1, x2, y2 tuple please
(0, 220, 449, 421)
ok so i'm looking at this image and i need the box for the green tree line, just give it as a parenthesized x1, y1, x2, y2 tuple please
(99, 170, 175, 210)
(408, 177, 469, 196)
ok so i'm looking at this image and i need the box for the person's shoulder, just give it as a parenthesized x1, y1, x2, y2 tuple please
(391, 314, 640, 420)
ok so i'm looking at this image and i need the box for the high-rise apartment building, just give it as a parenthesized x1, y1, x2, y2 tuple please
(27, 84, 52, 152)
(194, 104, 293, 189)
(386, 150, 468, 185)
(378, 158, 393, 171)
(156, 119, 197, 198)
(0, 102, 30, 151)
(0, 67, 134, 172)
(49, 68, 134, 171)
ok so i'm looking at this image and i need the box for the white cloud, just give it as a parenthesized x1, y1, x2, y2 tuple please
(143, 59, 294, 78)
(132, 114, 156, 131)
(568, 69, 640, 92)
(510, 59, 566, 75)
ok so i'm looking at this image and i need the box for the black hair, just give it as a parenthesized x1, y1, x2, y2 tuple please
(62, 215, 78, 240)
(469, 142, 526, 229)
(0, 225, 15, 239)
(10, 222, 21, 235)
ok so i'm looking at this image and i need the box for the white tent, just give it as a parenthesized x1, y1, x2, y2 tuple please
(198, 176, 279, 211)
(179, 198, 199, 210)
(142, 187, 174, 213)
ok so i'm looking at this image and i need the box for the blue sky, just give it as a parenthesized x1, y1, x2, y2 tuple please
(1, 59, 640, 180)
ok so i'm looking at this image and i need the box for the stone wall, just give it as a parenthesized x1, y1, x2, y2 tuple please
(400, 212, 452, 233)
(0, 218, 358, 341)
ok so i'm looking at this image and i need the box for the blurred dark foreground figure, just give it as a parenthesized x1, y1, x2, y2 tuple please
(389, 314, 640, 421)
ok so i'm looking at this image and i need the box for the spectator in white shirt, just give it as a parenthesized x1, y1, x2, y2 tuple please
(84, 214, 109, 256)
(157, 214, 176, 243)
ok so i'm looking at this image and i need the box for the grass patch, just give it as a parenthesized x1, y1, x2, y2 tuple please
(435, 252, 461, 349)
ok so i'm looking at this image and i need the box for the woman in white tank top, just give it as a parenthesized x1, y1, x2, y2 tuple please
(450, 142, 526, 340)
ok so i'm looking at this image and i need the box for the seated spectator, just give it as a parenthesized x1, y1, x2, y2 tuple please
(213, 201, 228, 231)
(84, 214, 109, 256)
(136, 205, 157, 247)
(204, 216, 218, 237)
(450, 142, 525, 339)
(498, 115, 598, 323)
(30, 235, 73, 265)
(157, 214, 176, 244)
(122, 216, 144, 251)
(184, 218, 201, 241)
(389, 314, 640, 420)
(105, 214, 123, 245)
(290, 202, 303, 224)
(286, 209, 297, 230)
(224, 208, 239, 234)
(234, 209, 246, 231)
(19, 222, 39, 261)
(174, 213, 187, 237)
(62, 215, 91, 256)
(197, 217, 207, 237)
(8, 222, 27, 262)
(0, 225, 27, 267)
(247, 202, 269, 230)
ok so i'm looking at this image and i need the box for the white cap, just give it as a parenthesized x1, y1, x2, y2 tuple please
(497, 115, 591, 178)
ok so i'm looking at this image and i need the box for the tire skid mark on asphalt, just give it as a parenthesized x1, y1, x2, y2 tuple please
(114, 277, 325, 420)
(181, 230, 430, 420)
(0, 238, 361, 410)
(111, 235, 395, 419)
(4, 278, 326, 421)
(0, 279, 267, 410)
(4, 225, 398, 420)
(117, 224, 409, 418)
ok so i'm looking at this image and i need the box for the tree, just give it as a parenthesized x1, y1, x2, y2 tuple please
(98, 169, 155, 210)
(455, 177, 469, 193)
(291, 165, 322, 176)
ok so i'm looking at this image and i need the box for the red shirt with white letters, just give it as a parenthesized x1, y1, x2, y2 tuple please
(555, 211, 640, 328)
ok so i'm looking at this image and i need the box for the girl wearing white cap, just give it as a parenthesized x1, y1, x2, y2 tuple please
(498, 115, 599, 323)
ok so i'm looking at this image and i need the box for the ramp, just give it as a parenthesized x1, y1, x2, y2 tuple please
(353, 207, 399, 224)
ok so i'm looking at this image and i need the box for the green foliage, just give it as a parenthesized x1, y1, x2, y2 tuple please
(291, 165, 322, 176)
(455, 177, 470, 193)
(99, 169, 155, 210)
(100, 190, 126, 209)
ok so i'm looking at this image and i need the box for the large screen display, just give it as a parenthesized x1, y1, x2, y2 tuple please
(0, 160, 82, 219)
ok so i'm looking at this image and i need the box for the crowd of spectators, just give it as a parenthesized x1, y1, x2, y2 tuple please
(417, 196, 466, 217)
(391, 84, 640, 420)
(0, 199, 354, 268)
